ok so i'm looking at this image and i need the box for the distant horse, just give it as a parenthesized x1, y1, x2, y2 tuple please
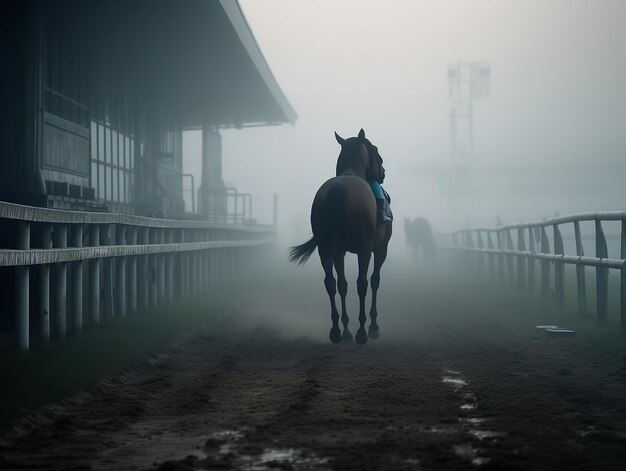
(289, 129, 392, 345)
(404, 217, 436, 265)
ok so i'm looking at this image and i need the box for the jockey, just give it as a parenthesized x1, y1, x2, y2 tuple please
(372, 180, 392, 226)
(366, 140, 392, 227)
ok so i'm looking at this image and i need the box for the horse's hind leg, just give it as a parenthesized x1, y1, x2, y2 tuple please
(355, 250, 372, 345)
(334, 251, 352, 342)
(320, 250, 341, 344)
(369, 243, 388, 340)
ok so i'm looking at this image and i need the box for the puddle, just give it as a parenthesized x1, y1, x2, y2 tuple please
(209, 430, 243, 441)
(454, 444, 490, 467)
(442, 376, 468, 388)
(239, 447, 329, 470)
(469, 429, 501, 440)
(189, 430, 329, 470)
(441, 369, 502, 466)
(463, 417, 488, 425)
(423, 426, 458, 435)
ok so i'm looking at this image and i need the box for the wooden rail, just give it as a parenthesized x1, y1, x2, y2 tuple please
(0, 201, 275, 350)
(437, 211, 626, 331)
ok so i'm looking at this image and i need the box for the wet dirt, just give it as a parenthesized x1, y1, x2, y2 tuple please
(2, 268, 626, 470)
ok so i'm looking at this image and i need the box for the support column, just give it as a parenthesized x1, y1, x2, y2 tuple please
(16, 222, 30, 350)
(89, 225, 100, 325)
(115, 225, 126, 317)
(69, 224, 83, 332)
(52, 224, 67, 338)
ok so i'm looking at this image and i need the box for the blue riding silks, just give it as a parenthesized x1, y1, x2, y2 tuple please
(371, 181, 384, 200)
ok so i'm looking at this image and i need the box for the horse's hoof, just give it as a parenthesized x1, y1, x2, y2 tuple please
(342, 329, 354, 343)
(368, 325, 380, 340)
(355, 329, 368, 345)
(329, 327, 342, 344)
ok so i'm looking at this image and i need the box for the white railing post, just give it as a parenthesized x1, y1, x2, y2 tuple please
(517, 227, 526, 291)
(138, 227, 149, 308)
(101, 224, 113, 319)
(89, 224, 100, 325)
(178, 229, 186, 298)
(476, 230, 484, 276)
(553, 224, 564, 307)
(527, 226, 535, 292)
(164, 229, 173, 300)
(157, 228, 165, 302)
(148, 228, 157, 307)
(540, 226, 550, 300)
(115, 225, 127, 317)
(16, 221, 30, 350)
(621, 218, 626, 333)
(35, 223, 51, 343)
(465, 231, 475, 272)
(505, 229, 515, 286)
(496, 230, 505, 283)
(595, 220, 609, 324)
(52, 224, 68, 339)
(573, 220, 587, 316)
(486, 231, 495, 279)
(126, 226, 137, 311)
(69, 224, 83, 332)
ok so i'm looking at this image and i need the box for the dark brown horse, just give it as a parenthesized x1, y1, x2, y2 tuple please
(289, 129, 392, 345)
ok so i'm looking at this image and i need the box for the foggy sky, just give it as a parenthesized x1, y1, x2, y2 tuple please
(184, 0, 626, 236)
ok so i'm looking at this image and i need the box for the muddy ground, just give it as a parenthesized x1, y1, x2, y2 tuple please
(2, 261, 626, 470)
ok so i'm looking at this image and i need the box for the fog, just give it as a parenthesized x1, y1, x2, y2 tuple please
(182, 0, 626, 248)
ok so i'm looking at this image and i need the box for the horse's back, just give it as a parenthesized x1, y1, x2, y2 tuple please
(311, 176, 377, 253)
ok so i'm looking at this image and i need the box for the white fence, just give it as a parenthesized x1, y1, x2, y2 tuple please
(437, 212, 626, 331)
(0, 201, 275, 350)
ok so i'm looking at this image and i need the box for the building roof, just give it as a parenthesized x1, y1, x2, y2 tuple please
(88, 0, 296, 128)
(220, 1, 297, 126)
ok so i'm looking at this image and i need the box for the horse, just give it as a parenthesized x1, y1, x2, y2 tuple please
(404, 217, 436, 265)
(289, 129, 392, 345)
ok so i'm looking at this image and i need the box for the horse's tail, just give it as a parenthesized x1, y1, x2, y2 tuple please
(288, 236, 317, 265)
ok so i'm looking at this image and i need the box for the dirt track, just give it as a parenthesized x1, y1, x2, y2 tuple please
(2, 263, 626, 470)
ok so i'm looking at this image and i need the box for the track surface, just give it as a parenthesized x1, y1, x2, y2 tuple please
(2, 263, 626, 470)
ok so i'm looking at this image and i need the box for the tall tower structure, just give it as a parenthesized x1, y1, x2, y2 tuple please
(447, 62, 491, 167)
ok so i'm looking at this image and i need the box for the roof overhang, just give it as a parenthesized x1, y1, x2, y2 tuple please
(86, 0, 296, 128)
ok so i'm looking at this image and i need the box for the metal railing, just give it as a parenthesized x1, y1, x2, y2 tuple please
(0, 201, 275, 350)
(437, 211, 626, 331)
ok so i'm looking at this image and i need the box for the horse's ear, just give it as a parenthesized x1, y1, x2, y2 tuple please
(358, 129, 366, 141)
(334, 132, 346, 147)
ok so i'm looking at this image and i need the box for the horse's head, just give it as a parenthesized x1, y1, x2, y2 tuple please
(334, 129, 385, 184)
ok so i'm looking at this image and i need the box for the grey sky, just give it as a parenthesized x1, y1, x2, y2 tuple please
(184, 0, 626, 234)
